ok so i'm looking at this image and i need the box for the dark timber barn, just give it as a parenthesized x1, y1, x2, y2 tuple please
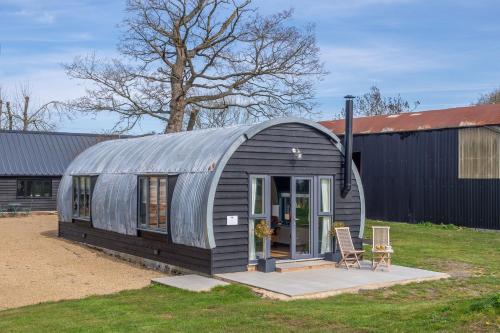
(0, 130, 119, 213)
(57, 118, 365, 274)
(321, 104, 500, 230)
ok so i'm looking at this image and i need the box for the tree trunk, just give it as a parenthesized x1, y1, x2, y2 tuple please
(6, 102, 13, 130)
(186, 109, 199, 131)
(165, 33, 188, 134)
(23, 96, 30, 131)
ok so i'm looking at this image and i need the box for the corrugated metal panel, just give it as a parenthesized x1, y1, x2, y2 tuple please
(321, 104, 500, 135)
(0, 130, 117, 176)
(92, 174, 138, 235)
(352, 128, 500, 229)
(171, 172, 214, 248)
(57, 175, 73, 222)
(58, 118, 366, 249)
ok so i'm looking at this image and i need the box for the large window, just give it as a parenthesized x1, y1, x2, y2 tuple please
(318, 176, 334, 255)
(72, 176, 92, 219)
(17, 179, 52, 198)
(138, 176, 168, 233)
(249, 175, 269, 261)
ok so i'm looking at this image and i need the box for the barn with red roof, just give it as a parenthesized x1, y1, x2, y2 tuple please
(321, 104, 500, 230)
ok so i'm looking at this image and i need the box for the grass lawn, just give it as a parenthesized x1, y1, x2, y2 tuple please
(0, 220, 498, 333)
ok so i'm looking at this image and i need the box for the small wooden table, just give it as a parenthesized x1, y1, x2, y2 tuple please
(372, 249, 393, 271)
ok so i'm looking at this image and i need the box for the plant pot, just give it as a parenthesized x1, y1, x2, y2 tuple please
(257, 258, 276, 273)
(324, 251, 342, 262)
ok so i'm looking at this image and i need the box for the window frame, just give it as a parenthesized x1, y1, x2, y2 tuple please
(137, 175, 169, 234)
(316, 175, 335, 256)
(317, 176, 334, 217)
(16, 178, 52, 199)
(248, 175, 271, 262)
(72, 175, 93, 220)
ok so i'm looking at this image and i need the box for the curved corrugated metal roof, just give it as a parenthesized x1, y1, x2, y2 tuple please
(64, 125, 252, 175)
(57, 118, 365, 249)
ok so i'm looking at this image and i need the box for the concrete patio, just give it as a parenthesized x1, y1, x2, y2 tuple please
(217, 261, 450, 299)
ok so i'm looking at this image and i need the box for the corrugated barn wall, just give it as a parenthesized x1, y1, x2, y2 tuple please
(352, 127, 500, 230)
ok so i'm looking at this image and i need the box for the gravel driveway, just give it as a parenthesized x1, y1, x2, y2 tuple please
(0, 215, 162, 310)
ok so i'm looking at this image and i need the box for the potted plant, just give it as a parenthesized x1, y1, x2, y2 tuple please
(324, 221, 345, 262)
(255, 220, 276, 273)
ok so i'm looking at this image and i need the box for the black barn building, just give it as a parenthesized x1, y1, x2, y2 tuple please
(322, 104, 500, 230)
(0, 130, 120, 212)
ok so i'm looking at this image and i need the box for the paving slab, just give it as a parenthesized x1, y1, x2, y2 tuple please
(152, 274, 229, 292)
(217, 261, 449, 298)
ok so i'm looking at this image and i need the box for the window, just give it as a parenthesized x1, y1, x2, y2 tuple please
(459, 127, 500, 179)
(72, 176, 93, 219)
(138, 176, 168, 233)
(17, 179, 52, 198)
(249, 175, 269, 261)
(318, 176, 334, 255)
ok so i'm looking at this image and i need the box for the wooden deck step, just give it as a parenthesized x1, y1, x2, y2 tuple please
(275, 260, 336, 273)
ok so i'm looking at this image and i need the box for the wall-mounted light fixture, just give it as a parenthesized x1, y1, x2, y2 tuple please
(291, 147, 303, 160)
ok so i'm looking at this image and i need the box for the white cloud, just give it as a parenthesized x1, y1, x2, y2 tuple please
(11, 9, 56, 24)
(321, 43, 446, 74)
(254, 0, 414, 18)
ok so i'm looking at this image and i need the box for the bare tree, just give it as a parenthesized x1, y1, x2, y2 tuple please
(65, 0, 326, 133)
(347, 86, 420, 117)
(0, 84, 63, 131)
(475, 87, 500, 105)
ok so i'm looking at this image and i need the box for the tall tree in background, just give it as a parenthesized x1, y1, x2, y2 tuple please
(65, 0, 326, 133)
(475, 87, 500, 105)
(351, 85, 420, 117)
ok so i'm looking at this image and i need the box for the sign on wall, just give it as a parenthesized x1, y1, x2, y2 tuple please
(226, 215, 238, 225)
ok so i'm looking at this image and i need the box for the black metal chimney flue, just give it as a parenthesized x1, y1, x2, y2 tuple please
(342, 95, 355, 198)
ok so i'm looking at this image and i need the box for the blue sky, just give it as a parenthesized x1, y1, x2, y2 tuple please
(0, 0, 499, 133)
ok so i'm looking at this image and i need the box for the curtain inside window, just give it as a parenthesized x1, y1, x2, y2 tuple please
(249, 218, 256, 260)
(320, 216, 332, 254)
(320, 178, 331, 213)
(251, 178, 257, 215)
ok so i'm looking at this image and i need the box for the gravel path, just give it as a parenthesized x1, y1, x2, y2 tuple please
(0, 215, 163, 310)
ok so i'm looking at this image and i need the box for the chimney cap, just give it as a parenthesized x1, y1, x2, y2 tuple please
(344, 95, 355, 99)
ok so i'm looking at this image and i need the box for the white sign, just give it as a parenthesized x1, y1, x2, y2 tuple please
(226, 215, 238, 225)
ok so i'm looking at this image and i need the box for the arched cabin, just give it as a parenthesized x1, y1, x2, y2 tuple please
(58, 118, 365, 274)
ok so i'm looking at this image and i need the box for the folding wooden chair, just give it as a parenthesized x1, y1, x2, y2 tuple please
(372, 226, 393, 271)
(335, 227, 365, 269)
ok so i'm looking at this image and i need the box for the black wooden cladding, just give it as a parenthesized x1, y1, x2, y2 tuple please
(353, 128, 499, 230)
(59, 221, 212, 274)
(212, 123, 362, 274)
(0, 177, 60, 211)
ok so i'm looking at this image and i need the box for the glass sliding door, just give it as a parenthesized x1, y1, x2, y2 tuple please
(292, 177, 313, 258)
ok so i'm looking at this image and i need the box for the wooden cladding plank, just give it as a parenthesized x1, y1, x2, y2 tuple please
(236, 145, 340, 155)
(212, 244, 248, 254)
(227, 158, 341, 168)
(60, 223, 212, 273)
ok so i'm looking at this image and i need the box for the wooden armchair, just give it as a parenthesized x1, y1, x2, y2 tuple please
(335, 227, 365, 269)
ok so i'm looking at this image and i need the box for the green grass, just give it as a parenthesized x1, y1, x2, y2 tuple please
(1, 220, 499, 333)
